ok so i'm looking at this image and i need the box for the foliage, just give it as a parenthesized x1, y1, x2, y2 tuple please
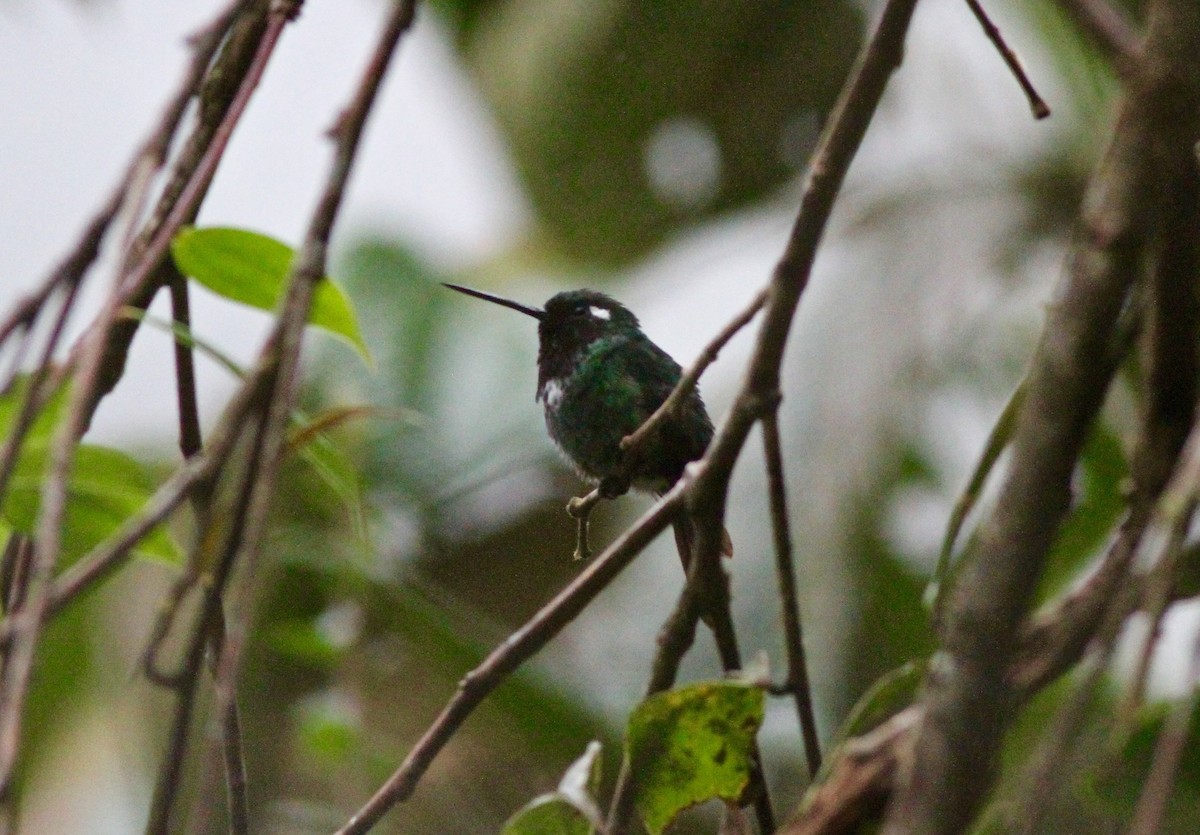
(3, 1, 1199, 834)
(172, 226, 371, 363)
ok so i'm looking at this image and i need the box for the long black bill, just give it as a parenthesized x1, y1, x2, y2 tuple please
(442, 283, 543, 320)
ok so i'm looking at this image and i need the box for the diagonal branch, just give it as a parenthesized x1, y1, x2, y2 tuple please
(336, 490, 683, 835)
(882, 1, 1200, 831)
(338, 0, 924, 830)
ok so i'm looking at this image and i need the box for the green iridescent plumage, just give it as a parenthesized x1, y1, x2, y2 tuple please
(544, 321, 712, 493)
(443, 283, 726, 562)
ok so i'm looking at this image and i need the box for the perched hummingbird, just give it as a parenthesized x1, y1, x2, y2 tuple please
(444, 283, 731, 566)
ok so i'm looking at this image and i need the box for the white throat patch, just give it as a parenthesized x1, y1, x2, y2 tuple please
(540, 378, 565, 409)
(589, 306, 611, 321)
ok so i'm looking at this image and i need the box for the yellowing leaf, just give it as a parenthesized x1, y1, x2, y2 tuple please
(626, 681, 764, 834)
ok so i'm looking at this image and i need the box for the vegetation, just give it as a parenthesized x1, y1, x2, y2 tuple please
(2, 0, 1199, 833)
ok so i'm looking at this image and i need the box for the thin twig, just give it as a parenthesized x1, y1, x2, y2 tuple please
(167, 267, 250, 833)
(763, 408, 822, 777)
(1121, 488, 1200, 724)
(113, 6, 292, 312)
(887, 1, 1200, 830)
(336, 490, 683, 835)
(0, 229, 130, 798)
(1005, 557, 1135, 834)
(170, 272, 204, 461)
(964, 0, 1051, 119)
(0, 282, 83, 509)
(1127, 630, 1200, 835)
(340, 0, 923, 827)
(620, 289, 765, 456)
(145, 411, 270, 835)
(0, 0, 238, 354)
(780, 708, 919, 835)
(211, 611, 250, 835)
(84, 1, 274, 415)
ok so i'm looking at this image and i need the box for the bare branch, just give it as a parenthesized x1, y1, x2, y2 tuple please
(1128, 632, 1200, 835)
(763, 408, 822, 776)
(964, 0, 1051, 119)
(884, 1, 1200, 830)
(619, 288, 765, 456)
(336, 490, 682, 835)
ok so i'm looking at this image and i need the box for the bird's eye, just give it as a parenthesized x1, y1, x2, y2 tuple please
(588, 305, 611, 321)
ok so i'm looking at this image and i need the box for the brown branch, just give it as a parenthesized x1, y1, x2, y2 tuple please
(883, 1, 1200, 831)
(763, 408, 822, 777)
(85, 0, 274, 415)
(339, 0, 922, 829)
(780, 708, 918, 835)
(112, 4, 290, 311)
(964, 0, 1051, 119)
(144, 411, 271, 834)
(1127, 635, 1200, 835)
(335, 490, 683, 835)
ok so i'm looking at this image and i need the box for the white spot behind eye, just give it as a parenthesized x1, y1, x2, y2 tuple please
(589, 306, 611, 320)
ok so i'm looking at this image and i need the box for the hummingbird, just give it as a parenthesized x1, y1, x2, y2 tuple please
(443, 283, 731, 567)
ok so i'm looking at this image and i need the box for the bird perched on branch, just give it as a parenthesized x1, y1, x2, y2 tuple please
(443, 283, 731, 568)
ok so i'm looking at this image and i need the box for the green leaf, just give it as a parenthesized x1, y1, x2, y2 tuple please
(820, 660, 925, 782)
(934, 379, 1025, 598)
(501, 797, 594, 835)
(171, 226, 371, 364)
(626, 681, 764, 835)
(0, 374, 68, 443)
(3, 443, 179, 565)
(0, 378, 179, 566)
(501, 741, 603, 835)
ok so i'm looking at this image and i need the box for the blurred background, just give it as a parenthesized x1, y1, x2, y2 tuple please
(0, 0, 1161, 832)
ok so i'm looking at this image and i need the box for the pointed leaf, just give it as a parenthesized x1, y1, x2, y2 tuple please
(171, 226, 371, 363)
(819, 660, 925, 782)
(502, 741, 603, 835)
(500, 796, 595, 835)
